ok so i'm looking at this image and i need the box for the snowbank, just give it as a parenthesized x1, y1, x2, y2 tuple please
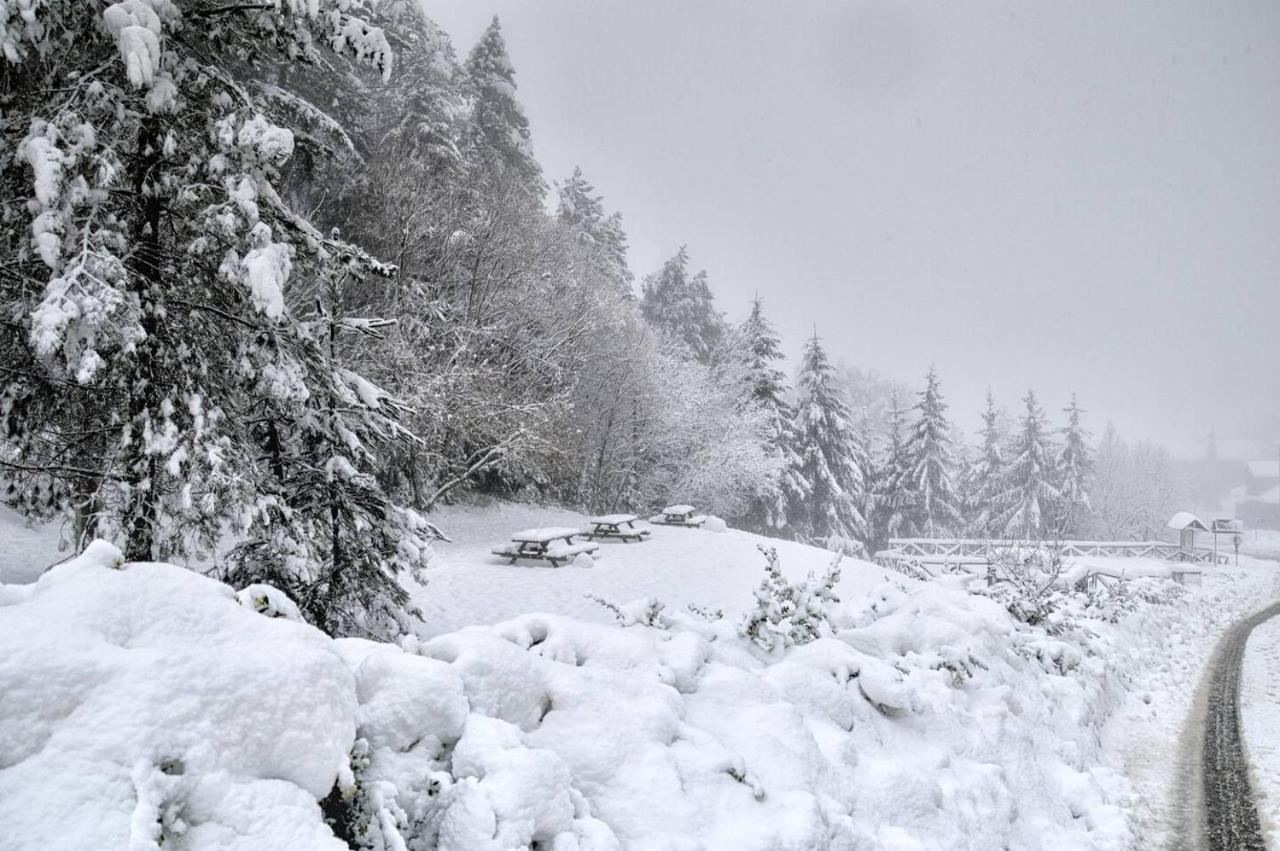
(0, 541, 355, 851)
(1101, 558, 1280, 845)
(1243, 614, 1280, 847)
(0, 537, 1171, 850)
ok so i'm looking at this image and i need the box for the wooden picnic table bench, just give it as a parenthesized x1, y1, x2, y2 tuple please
(491, 527, 599, 567)
(649, 505, 707, 528)
(584, 514, 650, 542)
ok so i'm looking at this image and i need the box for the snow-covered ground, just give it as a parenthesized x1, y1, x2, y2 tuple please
(1241, 529, 1280, 561)
(4, 502, 1279, 849)
(1243, 614, 1280, 847)
(414, 503, 906, 637)
(1101, 557, 1280, 846)
(0, 505, 69, 584)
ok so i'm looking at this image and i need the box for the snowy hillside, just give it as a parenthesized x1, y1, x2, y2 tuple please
(8, 507, 1279, 849)
(413, 503, 905, 636)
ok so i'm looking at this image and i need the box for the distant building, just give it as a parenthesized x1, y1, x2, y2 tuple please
(1236, 460, 1280, 530)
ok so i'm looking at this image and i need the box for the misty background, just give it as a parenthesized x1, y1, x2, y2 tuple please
(426, 0, 1280, 457)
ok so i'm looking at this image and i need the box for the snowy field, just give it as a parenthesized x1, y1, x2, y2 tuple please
(3, 503, 1280, 849)
(413, 503, 906, 637)
(1241, 529, 1280, 561)
(1243, 615, 1280, 847)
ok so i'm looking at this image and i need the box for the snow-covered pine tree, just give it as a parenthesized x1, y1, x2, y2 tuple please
(1, 1, 435, 636)
(871, 392, 913, 548)
(998, 390, 1063, 539)
(901, 368, 963, 537)
(557, 167, 634, 297)
(0, 0, 395, 560)
(966, 389, 1008, 538)
(224, 258, 438, 639)
(462, 16, 544, 199)
(373, 1, 463, 165)
(639, 247, 725, 364)
(955, 442, 976, 536)
(735, 297, 805, 532)
(1056, 394, 1093, 537)
(789, 332, 868, 543)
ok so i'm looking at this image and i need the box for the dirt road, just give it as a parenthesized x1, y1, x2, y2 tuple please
(1171, 601, 1280, 850)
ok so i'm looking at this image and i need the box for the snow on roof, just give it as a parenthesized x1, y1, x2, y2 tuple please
(1246, 461, 1280, 478)
(1166, 511, 1209, 532)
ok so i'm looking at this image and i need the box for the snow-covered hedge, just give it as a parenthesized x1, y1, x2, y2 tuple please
(0, 542, 1164, 849)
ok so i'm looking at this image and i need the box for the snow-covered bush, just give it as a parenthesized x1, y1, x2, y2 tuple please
(587, 593, 669, 628)
(739, 545, 841, 652)
(979, 541, 1069, 626)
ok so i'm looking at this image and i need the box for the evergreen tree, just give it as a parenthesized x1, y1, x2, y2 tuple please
(998, 390, 1063, 539)
(376, 2, 463, 165)
(639, 247, 724, 364)
(462, 17, 543, 198)
(557, 167, 633, 296)
(955, 442, 977, 535)
(0, 1, 432, 635)
(1056, 394, 1092, 536)
(901, 368, 963, 537)
(789, 333, 868, 542)
(966, 389, 1008, 538)
(871, 392, 913, 548)
(224, 264, 438, 639)
(735, 297, 805, 532)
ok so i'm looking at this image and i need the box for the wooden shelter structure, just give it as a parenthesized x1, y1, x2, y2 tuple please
(1166, 512, 1210, 561)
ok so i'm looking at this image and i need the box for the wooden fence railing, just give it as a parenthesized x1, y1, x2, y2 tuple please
(874, 537, 1222, 580)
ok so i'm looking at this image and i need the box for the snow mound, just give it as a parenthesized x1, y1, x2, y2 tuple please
(0, 544, 355, 850)
(1, 541, 1167, 849)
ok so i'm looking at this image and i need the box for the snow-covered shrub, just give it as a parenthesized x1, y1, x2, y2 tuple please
(805, 533, 868, 560)
(979, 541, 1068, 626)
(739, 545, 841, 652)
(236, 583, 303, 622)
(686, 603, 725, 622)
(587, 593, 669, 628)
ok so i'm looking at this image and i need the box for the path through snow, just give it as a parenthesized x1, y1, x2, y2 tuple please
(1243, 612, 1280, 848)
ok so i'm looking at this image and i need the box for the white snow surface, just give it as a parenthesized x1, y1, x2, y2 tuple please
(1101, 558, 1280, 846)
(1243, 614, 1280, 848)
(415, 504, 901, 637)
(4, 502, 1279, 849)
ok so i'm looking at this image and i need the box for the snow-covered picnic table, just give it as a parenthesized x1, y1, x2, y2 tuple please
(649, 505, 707, 528)
(584, 514, 650, 542)
(492, 527, 599, 567)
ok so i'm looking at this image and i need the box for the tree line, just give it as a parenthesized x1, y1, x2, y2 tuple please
(0, 2, 1182, 636)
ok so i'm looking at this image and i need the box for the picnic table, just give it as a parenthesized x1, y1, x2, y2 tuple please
(584, 514, 650, 543)
(649, 504, 708, 528)
(491, 527, 599, 567)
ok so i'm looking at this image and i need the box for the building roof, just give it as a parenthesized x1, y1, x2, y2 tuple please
(1167, 511, 1209, 532)
(1246, 460, 1280, 478)
(1245, 485, 1280, 503)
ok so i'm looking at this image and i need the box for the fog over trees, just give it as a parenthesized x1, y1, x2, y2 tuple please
(1, 2, 1189, 636)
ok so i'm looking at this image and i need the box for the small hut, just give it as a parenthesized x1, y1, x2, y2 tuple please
(1166, 512, 1209, 561)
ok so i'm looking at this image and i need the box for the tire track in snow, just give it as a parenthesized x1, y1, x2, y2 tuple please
(1171, 600, 1280, 851)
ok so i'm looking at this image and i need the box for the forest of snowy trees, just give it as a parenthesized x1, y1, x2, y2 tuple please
(0, 1, 1186, 637)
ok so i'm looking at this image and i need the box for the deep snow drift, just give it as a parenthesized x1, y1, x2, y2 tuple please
(3, 504, 1278, 849)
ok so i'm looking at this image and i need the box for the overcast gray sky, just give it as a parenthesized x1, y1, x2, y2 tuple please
(425, 0, 1279, 456)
